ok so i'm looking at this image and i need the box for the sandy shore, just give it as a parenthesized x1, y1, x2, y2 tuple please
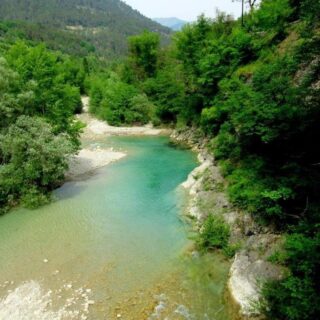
(67, 148, 126, 179)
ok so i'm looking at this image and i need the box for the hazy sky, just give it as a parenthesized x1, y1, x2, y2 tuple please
(123, 0, 243, 21)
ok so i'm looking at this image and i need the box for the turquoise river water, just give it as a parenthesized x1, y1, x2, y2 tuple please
(0, 136, 232, 319)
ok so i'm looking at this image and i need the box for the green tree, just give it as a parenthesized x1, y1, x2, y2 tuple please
(0, 116, 76, 212)
(0, 57, 35, 130)
(143, 66, 186, 123)
(5, 42, 82, 142)
(128, 31, 160, 79)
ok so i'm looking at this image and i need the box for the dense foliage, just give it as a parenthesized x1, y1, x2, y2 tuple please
(88, 72, 155, 126)
(128, 32, 160, 79)
(0, 116, 76, 211)
(93, 0, 319, 318)
(0, 41, 84, 213)
(262, 231, 320, 320)
(87, 32, 160, 126)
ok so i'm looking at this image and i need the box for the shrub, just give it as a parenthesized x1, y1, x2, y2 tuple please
(223, 243, 242, 258)
(197, 215, 230, 251)
(20, 186, 50, 209)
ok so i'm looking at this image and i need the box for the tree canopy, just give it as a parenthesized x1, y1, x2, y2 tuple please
(0, 41, 84, 213)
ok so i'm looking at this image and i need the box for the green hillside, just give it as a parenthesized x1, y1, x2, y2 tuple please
(0, 0, 171, 57)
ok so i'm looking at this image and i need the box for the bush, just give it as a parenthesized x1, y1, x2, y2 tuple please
(223, 243, 242, 258)
(20, 186, 51, 209)
(197, 215, 230, 251)
(96, 78, 138, 125)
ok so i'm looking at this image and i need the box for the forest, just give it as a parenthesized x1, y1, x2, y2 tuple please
(0, 0, 319, 319)
(0, 0, 171, 57)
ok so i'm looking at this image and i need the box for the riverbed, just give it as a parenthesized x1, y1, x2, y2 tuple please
(0, 135, 231, 319)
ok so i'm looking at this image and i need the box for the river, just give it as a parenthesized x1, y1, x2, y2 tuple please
(0, 135, 231, 319)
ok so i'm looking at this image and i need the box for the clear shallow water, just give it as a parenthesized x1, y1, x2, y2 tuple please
(0, 136, 232, 319)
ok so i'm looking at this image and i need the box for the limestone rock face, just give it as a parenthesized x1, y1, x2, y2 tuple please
(180, 156, 211, 221)
(228, 236, 283, 318)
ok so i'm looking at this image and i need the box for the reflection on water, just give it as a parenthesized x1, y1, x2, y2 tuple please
(0, 136, 231, 319)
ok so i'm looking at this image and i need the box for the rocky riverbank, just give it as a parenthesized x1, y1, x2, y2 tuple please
(172, 128, 284, 319)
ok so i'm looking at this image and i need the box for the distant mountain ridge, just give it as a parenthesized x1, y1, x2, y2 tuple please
(153, 17, 189, 31)
(0, 0, 171, 57)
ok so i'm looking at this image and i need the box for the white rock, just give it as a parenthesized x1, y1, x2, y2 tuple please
(228, 249, 283, 317)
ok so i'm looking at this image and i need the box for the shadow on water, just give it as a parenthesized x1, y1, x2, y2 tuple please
(54, 182, 88, 201)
